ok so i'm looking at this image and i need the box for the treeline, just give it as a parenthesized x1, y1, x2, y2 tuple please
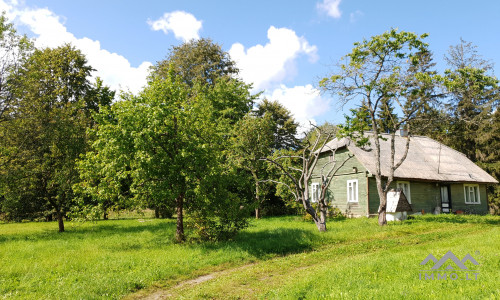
(409, 39, 500, 214)
(1, 17, 499, 241)
(0, 17, 301, 241)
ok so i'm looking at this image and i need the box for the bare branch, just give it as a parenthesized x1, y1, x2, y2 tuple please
(262, 157, 299, 188)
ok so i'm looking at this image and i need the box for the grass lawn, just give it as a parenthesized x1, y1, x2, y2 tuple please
(1, 215, 499, 299)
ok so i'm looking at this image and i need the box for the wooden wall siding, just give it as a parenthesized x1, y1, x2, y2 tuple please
(312, 149, 369, 217)
(449, 183, 489, 214)
(312, 148, 366, 178)
(368, 179, 441, 214)
(326, 172, 368, 217)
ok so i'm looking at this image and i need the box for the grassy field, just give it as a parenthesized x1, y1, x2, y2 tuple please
(1, 215, 499, 299)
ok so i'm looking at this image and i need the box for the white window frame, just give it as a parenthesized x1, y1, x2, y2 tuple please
(311, 182, 320, 203)
(397, 181, 411, 204)
(347, 179, 358, 203)
(464, 184, 480, 204)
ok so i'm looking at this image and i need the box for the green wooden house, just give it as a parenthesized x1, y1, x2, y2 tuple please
(311, 133, 498, 217)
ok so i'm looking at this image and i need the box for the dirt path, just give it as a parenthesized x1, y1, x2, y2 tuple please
(135, 263, 256, 300)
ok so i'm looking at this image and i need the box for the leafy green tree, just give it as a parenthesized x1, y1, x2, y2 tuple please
(0, 45, 97, 231)
(320, 29, 442, 225)
(230, 113, 275, 219)
(79, 65, 253, 242)
(254, 99, 299, 150)
(440, 40, 500, 161)
(0, 13, 33, 123)
(443, 67, 499, 159)
(0, 16, 34, 217)
(151, 38, 238, 87)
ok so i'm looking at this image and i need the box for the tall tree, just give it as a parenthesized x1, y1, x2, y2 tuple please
(151, 38, 238, 87)
(0, 14, 33, 123)
(79, 68, 252, 242)
(320, 29, 442, 225)
(444, 38, 493, 71)
(441, 39, 499, 161)
(78, 38, 255, 241)
(230, 113, 275, 219)
(0, 45, 98, 231)
(254, 99, 299, 150)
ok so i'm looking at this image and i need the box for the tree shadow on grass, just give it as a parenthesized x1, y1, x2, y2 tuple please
(199, 228, 315, 259)
(1, 218, 330, 259)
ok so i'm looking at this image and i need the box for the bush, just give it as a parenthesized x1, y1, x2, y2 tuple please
(187, 172, 251, 242)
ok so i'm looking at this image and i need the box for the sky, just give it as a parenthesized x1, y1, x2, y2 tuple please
(1, 0, 499, 131)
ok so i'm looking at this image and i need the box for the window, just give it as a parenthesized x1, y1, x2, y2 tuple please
(397, 181, 411, 204)
(311, 183, 320, 203)
(464, 184, 480, 204)
(347, 179, 358, 202)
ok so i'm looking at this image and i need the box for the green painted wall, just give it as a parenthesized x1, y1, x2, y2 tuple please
(368, 180, 489, 215)
(367, 179, 440, 214)
(312, 149, 369, 217)
(449, 183, 489, 214)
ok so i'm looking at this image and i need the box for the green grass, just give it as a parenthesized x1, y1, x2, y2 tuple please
(1, 215, 499, 299)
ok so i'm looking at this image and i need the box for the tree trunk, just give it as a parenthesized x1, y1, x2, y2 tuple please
(315, 221, 327, 232)
(154, 206, 160, 218)
(56, 209, 65, 232)
(378, 210, 387, 225)
(316, 205, 327, 232)
(378, 192, 387, 226)
(175, 194, 185, 243)
(252, 171, 261, 219)
(103, 211, 108, 220)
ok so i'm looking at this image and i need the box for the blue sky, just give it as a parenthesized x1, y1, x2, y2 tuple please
(1, 0, 499, 130)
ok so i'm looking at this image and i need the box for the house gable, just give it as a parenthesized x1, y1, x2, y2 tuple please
(312, 148, 370, 217)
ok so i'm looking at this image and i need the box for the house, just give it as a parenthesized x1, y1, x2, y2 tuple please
(310, 132, 498, 217)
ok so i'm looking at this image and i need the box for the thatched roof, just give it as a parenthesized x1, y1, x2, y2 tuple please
(320, 133, 498, 184)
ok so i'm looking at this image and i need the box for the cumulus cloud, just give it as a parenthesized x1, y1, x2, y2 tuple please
(266, 84, 330, 134)
(317, 0, 342, 19)
(148, 11, 202, 42)
(0, 0, 152, 94)
(229, 26, 318, 90)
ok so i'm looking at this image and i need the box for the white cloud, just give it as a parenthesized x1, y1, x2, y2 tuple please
(0, 0, 152, 94)
(229, 26, 318, 90)
(148, 11, 202, 42)
(266, 84, 330, 134)
(317, 0, 342, 19)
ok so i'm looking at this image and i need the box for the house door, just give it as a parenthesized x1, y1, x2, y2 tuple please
(440, 185, 451, 213)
